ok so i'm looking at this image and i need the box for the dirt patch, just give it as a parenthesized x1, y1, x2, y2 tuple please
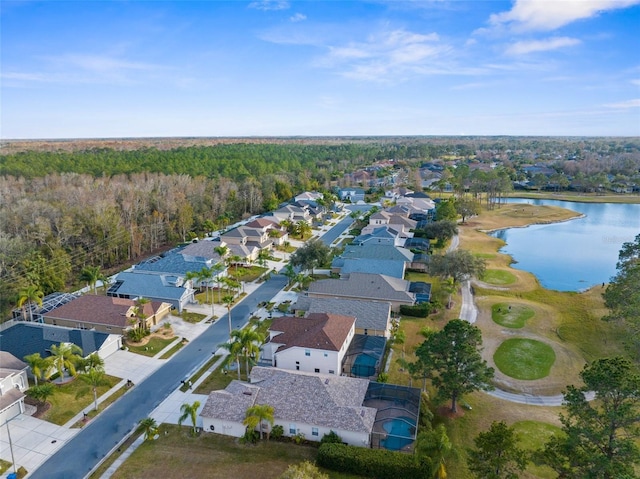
(25, 397, 51, 419)
(437, 405, 466, 420)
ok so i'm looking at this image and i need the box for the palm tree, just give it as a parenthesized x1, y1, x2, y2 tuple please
(17, 285, 44, 321)
(179, 400, 201, 436)
(394, 329, 406, 360)
(256, 249, 271, 268)
(283, 263, 297, 286)
(297, 221, 312, 240)
(77, 368, 110, 411)
(76, 352, 105, 373)
(243, 404, 275, 440)
(222, 295, 235, 334)
(415, 424, 453, 479)
(140, 417, 158, 441)
(198, 266, 214, 303)
(134, 297, 150, 331)
(24, 353, 48, 386)
(232, 328, 263, 377)
(220, 335, 243, 380)
(210, 262, 225, 304)
(46, 342, 83, 380)
(80, 266, 107, 294)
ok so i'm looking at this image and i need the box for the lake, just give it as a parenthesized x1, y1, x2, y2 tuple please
(490, 199, 640, 291)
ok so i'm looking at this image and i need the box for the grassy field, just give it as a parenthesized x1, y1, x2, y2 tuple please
(492, 303, 535, 328)
(72, 385, 128, 428)
(126, 336, 178, 357)
(494, 339, 556, 380)
(386, 200, 630, 478)
(42, 374, 121, 425)
(482, 269, 517, 285)
(110, 425, 366, 479)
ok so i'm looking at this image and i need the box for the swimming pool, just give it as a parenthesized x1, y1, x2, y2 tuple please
(381, 416, 415, 451)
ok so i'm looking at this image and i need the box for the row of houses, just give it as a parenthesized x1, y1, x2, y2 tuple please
(198, 190, 436, 449)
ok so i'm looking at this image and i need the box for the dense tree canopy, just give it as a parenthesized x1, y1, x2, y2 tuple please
(289, 239, 331, 274)
(603, 234, 640, 357)
(428, 249, 486, 284)
(539, 357, 640, 479)
(467, 421, 528, 479)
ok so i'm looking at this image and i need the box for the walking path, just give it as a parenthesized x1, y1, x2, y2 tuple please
(450, 234, 593, 407)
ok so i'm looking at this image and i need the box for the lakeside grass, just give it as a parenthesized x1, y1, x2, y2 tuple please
(507, 191, 640, 204)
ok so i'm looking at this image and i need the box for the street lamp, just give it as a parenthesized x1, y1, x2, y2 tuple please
(4, 418, 17, 477)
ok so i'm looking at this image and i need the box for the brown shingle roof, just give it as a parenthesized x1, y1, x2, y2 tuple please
(43, 295, 164, 328)
(268, 312, 355, 352)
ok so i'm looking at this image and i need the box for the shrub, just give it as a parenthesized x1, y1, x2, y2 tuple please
(240, 428, 259, 445)
(400, 304, 431, 317)
(291, 432, 306, 444)
(271, 424, 284, 440)
(320, 430, 342, 444)
(317, 443, 431, 479)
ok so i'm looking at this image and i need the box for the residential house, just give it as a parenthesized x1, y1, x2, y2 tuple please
(291, 297, 393, 338)
(270, 204, 312, 225)
(294, 191, 323, 203)
(107, 270, 195, 312)
(331, 243, 414, 279)
(351, 228, 405, 248)
(43, 295, 172, 335)
(306, 273, 415, 312)
(0, 322, 122, 365)
(0, 352, 28, 424)
(244, 217, 288, 246)
(337, 188, 366, 203)
(262, 312, 356, 375)
(200, 367, 377, 447)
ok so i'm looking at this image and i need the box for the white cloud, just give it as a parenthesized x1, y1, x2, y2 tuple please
(490, 0, 640, 32)
(290, 13, 306, 22)
(49, 54, 160, 73)
(248, 0, 289, 11)
(320, 28, 449, 82)
(631, 79, 640, 86)
(604, 99, 640, 108)
(505, 36, 581, 55)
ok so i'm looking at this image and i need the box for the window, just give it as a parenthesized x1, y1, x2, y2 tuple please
(289, 424, 296, 434)
(364, 329, 368, 335)
(312, 427, 319, 436)
(314, 368, 320, 373)
(305, 349, 311, 357)
(329, 370, 335, 374)
(323, 352, 328, 357)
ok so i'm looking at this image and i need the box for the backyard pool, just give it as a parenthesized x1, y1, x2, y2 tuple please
(381, 416, 415, 451)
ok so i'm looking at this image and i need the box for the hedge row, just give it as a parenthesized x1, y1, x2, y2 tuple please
(400, 304, 431, 317)
(317, 443, 431, 479)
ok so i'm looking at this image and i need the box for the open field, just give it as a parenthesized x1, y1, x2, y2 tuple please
(109, 424, 365, 479)
(387, 200, 630, 478)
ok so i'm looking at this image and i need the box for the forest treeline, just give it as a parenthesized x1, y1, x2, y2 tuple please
(1, 137, 639, 318)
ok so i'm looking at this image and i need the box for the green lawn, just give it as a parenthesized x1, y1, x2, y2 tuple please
(126, 336, 178, 357)
(72, 385, 129, 427)
(481, 269, 517, 285)
(175, 310, 207, 323)
(493, 339, 556, 380)
(109, 424, 367, 479)
(160, 339, 187, 359)
(0, 459, 12, 475)
(512, 421, 563, 479)
(182, 355, 223, 393)
(42, 374, 121, 425)
(229, 266, 268, 282)
(491, 303, 535, 328)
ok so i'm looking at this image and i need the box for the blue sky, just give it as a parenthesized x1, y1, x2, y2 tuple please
(2, 0, 639, 139)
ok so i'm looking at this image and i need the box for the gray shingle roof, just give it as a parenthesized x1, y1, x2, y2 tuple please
(307, 273, 414, 304)
(340, 244, 414, 262)
(292, 297, 391, 333)
(109, 271, 189, 301)
(201, 368, 376, 434)
(338, 258, 406, 279)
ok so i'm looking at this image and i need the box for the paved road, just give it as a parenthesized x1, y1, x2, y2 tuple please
(29, 274, 288, 479)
